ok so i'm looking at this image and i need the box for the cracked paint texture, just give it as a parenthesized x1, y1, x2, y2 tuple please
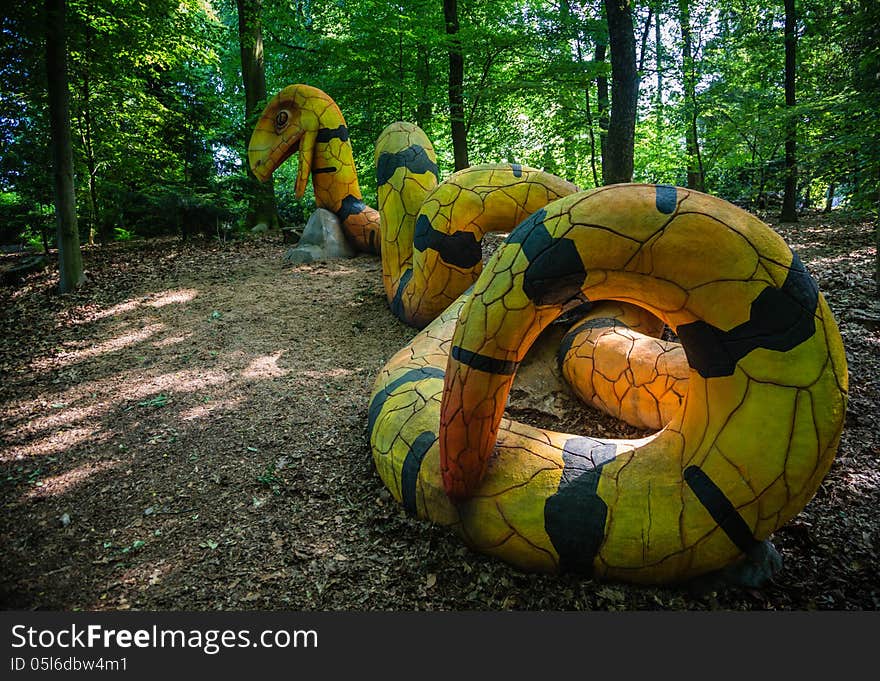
(250, 86, 848, 584)
(248, 84, 381, 253)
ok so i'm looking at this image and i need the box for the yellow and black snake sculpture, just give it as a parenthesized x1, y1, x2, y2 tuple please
(249, 84, 848, 584)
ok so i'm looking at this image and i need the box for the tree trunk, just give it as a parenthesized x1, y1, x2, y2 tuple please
(415, 45, 432, 130)
(237, 0, 280, 231)
(78, 11, 102, 245)
(80, 83, 102, 244)
(45, 0, 84, 293)
(635, 6, 653, 130)
(603, 0, 638, 185)
(655, 1, 662, 100)
(595, 41, 609, 173)
(78, 64, 105, 244)
(638, 8, 653, 74)
(780, 0, 798, 222)
(799, 170, 812, 210)
(823, 183, 835, 213)
(576, 39, 601, 187)
(678, 0, 704, 191)
(39, 202, 50, 255)
(655, 2, 663, 154)
(443, 0, 468, 170)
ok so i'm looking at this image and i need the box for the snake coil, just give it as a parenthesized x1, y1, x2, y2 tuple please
(250, 85, 848, 584)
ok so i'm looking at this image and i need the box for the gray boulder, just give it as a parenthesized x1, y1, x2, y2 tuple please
(283, 208, 356, 265)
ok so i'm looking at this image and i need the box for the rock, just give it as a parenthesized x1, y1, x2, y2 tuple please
(284, 244, 320, 265)
(59, 513, 71, 527)
(283, 209, 355, 265)
(508, 324, 574, 416)
(251, 222, 269, 234)
(720, 540, 784, 588)
(689, 539, 784, 595)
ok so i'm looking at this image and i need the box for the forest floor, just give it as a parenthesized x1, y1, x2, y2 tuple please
(1, 210, 878, 611)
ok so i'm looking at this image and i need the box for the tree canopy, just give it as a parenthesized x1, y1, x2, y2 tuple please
(1, 0, 877, 253)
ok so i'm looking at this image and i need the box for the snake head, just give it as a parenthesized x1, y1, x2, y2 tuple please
(248, 84, 322, 198)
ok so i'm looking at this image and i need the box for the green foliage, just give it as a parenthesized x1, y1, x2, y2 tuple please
(256, 462, 282, 495)
(138, 394, 169, 408)
(0, 0, 876, 248)
(633, 115, 688, 186)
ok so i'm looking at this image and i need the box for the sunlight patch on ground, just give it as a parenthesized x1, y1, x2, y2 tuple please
(842, 469, 880, 493)
(151, 334, 192, 348)
(297, 263, 361, 278)
(806, 247, 875, 268)
(146, 288, 199, 308)
(120, 369, 232, 401)
(22, 459, 119, 500)
(7, 402, 110, 439)
(33, 323, 166, 369)
(2, 426, 105, 462)
(113, 560, 177, 599)
(179, 396, 244, 421)
(2, 368, 233, 432)
(241, 351, 289, 379)
(300, 367, 355, 380)
(71, 298, 142, 324)
(70, 288, 200, 326)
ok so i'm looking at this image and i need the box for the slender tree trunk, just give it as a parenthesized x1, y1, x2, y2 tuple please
(678, 0, 704, 191)
(443, 0, 468, 170)
(780, 0, 798, 222)
(237, 0, 280, 231)
(823, 183, 835, 213)
(758, 168, 767, 207)
(603, 0, 638, 184)
(576, 39, 601, 187)
(79, 67, 103, 243)
(37, 200, 50, 255)
(800, 170, 812, 210)
(38, 201, 50, 254)
(585, 87, 600, 187)
(559, 0, 577, 181)
(397, 15, 405, 120)
(595, 41, 609, 173)
(77, 11, 102, 245)
(45, 0, 84, 293)
(81, 92, 102, 244)
(655, 2, 663, 156)
(415, 45, 432, 129)
(593, 0, 609, 171)
(638, 8, 653, 74)
(634, 6, 653, 130)
(655, 1, 663, 99)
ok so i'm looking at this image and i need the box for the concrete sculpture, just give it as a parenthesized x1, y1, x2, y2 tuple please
(250, 85, 847, 583)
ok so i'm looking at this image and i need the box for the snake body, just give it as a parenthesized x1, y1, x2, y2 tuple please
(249, 85, 382, 253)
(250, 85, 848, 583)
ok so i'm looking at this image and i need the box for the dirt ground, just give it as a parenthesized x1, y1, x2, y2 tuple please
(1, 211, 878, 611)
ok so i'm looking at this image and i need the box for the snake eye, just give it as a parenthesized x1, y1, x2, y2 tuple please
(275, 110, 289, 130)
